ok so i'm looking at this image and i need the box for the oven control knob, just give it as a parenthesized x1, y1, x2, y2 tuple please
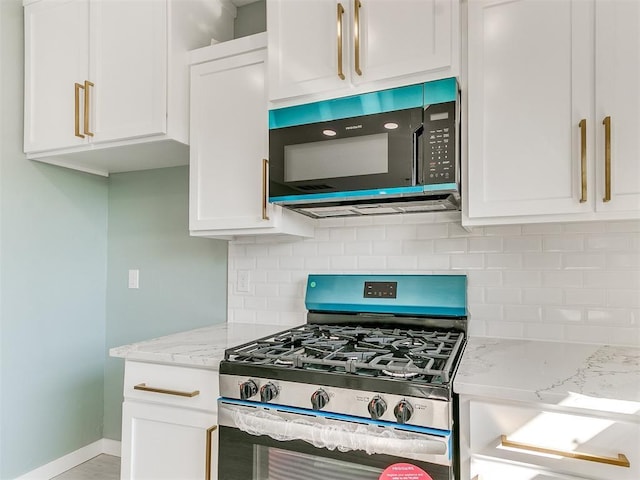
(311, 388, 330, 410)
(367, 396, 387, 420)
(394, 399, 414, 424)
(259, 382, 279, 403)
(239, 379, 258, 400)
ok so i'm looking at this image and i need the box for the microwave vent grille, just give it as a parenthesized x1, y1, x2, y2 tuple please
(296, 184, 334, 191)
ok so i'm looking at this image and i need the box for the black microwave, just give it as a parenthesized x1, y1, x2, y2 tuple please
(268, 79, 460, 218)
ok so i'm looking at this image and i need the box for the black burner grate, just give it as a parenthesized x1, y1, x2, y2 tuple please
(225, 324, 465, 384)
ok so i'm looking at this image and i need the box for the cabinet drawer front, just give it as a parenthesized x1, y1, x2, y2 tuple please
(472, 457, 590, 480)
(470, 400, 639, 480)
(124, 361, 219, 412)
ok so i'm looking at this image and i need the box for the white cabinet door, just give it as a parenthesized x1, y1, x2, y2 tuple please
(267, 0, 348, 101)
(466, 0, 593, 219)
(595, 0, 640, 213)
(190, 48, 270, 231)
(354, 0, 454, 86)
(89, 0, 167, 143)
(267, 0, 459, 104)
(24, 0, 89, 152)
(121, 401, 217, 480)
(189, 35, 314, 238)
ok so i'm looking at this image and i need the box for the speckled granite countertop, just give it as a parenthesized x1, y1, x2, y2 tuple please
(454, 337, 640, 416)
(109, 322, 288, 369)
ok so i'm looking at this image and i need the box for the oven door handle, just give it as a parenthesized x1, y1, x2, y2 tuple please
(221, 403, 449, 458)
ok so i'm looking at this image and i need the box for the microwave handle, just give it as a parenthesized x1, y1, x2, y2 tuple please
(412, 125, 424, 186)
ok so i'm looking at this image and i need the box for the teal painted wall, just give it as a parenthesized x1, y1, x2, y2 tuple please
(102, 167, 227, 441)
(0, 2, 108, 477)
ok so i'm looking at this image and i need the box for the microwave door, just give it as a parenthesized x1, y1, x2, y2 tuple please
(269, 107, 423, 199)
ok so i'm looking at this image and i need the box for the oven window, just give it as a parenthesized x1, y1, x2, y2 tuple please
(254, 445, 383, 480)
(283, 133, 389, 182)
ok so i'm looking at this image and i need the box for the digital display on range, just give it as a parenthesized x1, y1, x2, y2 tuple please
(363, 281, 397, 299)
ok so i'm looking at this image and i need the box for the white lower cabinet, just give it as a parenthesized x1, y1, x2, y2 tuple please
(120, 361, 220, 480)
(459, 397, 640, 480)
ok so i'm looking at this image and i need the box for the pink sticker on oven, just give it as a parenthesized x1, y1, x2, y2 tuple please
(379, 463, 434, 480)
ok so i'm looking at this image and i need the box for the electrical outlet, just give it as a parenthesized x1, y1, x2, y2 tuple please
(237, 270, 250, 292)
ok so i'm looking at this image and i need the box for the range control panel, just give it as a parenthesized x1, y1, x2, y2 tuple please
(364, 281, 397, 299)
(423, 101, 456, 184)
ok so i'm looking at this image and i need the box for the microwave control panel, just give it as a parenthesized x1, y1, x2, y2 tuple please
(423, 101, 456, 184)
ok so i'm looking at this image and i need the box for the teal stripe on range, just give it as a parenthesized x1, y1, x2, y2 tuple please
(305, 274, 467, 317)
(269, 83, 424, 129)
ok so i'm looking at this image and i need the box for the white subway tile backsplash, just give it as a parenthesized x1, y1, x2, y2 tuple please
(434, 237, 467, 254)
(486, 253, 523, 269)
(358, 256, 387, 270)
(522, 287, 563, 305)
(543, 235, 585, 252)
(227, 219, 640, 346)
(586, 234, 634, 251)
(504, 271, 542, 287)
(469, 236, 503, 253)
(356, 226, 387, 241)
(485, 287, 521, 304)
(564, 288, 606, 306)
(562, 253, 606, 270)
(417, 254, 451, 271)
(372, 240, 403, 255)
(450, 254, 484, 270)
(523, 252, 562, 270)
(607, 290, 640, 308)
(330, 255, 358, 270)
(387, 255, 419, 270)
(503, 236, 542, 252)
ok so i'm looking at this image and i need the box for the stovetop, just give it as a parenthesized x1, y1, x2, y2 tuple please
(224, 323, 465, 385)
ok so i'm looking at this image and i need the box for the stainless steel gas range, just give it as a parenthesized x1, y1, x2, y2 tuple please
(217, 274, 467, 480)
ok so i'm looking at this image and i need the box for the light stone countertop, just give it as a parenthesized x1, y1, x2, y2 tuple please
(109, 322, 289, 369)
(454, 337, 640, 417)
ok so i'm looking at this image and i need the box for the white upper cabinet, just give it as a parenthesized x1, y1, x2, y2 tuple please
(465, 0, 640, 225)
(267, 0, 460, 105)
(594, 0, 640, 214)
(23, 0, 235, 176)
(188, 34, 314, 238)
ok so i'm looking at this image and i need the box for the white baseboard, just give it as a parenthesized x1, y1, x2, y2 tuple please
(16, 439, 121, 480)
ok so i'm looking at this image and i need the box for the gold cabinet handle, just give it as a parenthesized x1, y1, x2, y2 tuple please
(84, 80, 94, 137)
(205, 425, 217, 480)
(500, 435, 630, 468)
(602, 116, 611, 202)
(74, 83, 85, 138)
(262, 159, 270, 220)
(133, 383, 200, 398)
(579, 119, 587, 203)
(337, 3, 346, 80)
(354, 0, 362, 76)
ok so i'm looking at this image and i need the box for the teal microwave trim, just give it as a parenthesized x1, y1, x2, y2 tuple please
(305, 274, 467, 317)
(269, 84, 423, 129)
(269, 183, 457, 204)
(423, 77, 457, 105)
(269, 79, 459, 129)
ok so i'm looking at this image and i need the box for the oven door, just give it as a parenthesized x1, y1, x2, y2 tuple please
(218, 399, 453, 480)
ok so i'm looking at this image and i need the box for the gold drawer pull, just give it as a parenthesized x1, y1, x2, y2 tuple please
(602, 115, 612, 202)
(74, 82, 85, 138)
(134, 383, 200, 398)
(205, 425, 217, 480)
(501, 435, 630, 468)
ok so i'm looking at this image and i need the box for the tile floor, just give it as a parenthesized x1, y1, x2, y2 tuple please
(51, 454, 120, 480)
